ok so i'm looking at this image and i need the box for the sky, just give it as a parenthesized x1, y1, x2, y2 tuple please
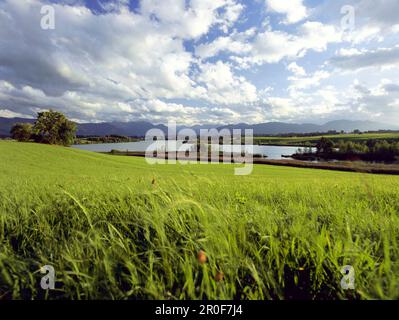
(0, 0, 399, 125)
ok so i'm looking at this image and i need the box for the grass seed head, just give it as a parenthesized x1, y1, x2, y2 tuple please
(197, 250, 207, 264)
(215, 271, 224, 282)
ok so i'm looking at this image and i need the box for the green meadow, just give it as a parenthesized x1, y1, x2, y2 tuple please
(1, 141, 399, 299)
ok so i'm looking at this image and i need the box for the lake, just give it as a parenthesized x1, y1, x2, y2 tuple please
(72, 141, 312, 160)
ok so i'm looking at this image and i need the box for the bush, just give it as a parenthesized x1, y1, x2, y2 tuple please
(10, 123, 32, 142)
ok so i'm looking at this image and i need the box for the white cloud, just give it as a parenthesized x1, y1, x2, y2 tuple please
(0, 109, 34, 118)
(196, 21, 341, 67)
(219, 1, 244, 32)
(344, 25, 383, 44)
(265, 0, 308, 24)
(0, 0, 398, 125)
(247, 21, 341, 65)
(287, 62, 306, 76)
(264, 85, 348, 123)
(288, 71, 331, 97)
(0, 0, 259, 124)
(196, 61, 258, 104)
(266, 97, 298, 118)
(140, 0, 243, 39)
(195, 32, 252, 60)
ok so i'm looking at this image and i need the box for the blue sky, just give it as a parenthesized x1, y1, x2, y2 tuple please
(0, 0, 399, 125)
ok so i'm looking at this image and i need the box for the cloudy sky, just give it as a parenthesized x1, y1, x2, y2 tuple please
(0, 0, 399, 125)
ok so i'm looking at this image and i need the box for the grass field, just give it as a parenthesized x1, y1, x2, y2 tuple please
(254, 132, 399, 146)
(1, 141, 399, 300)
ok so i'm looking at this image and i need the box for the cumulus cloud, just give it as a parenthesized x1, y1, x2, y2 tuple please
(0, 0, 253, 123)
(0, 0, 398, 125)
(196, 61, 258, 104)
(264, 77, 399, 125)
(196, 21, 341, 67)
(195, 29, 253, 60)
(288, 70, 331, 92)
(246, 21, 341, 65)
(265, 0, 308, 24)
(140, 0, 243, 39)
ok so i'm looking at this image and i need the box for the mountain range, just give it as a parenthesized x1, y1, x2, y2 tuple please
(0, 117, 397, 137)
(218, 120, 399, 135)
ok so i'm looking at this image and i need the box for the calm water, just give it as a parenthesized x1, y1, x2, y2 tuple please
(72, 141, 312, 160)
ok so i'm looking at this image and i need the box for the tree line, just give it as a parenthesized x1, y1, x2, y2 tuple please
(295, 137, 399, 162)
(75, 135, 141, 144)
(10, 110, 77, 146)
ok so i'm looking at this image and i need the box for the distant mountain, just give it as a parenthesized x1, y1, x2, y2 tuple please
(0, 117, 35, 136)
(177, 124, 225, 135)
(219, 120, 398, 135)
(219, 122, 320, 135)
(321, 120, 394, 132)
(0, 118, 168, 137)
(0, 117, 397, 137)
(77, 121, 168, 137)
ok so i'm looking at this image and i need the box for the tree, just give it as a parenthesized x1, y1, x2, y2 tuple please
(316, 137, 334, 154)
(33, 110, 77, 146)
(10, 123, 33, 142)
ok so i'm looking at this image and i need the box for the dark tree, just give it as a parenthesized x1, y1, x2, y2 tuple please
(33, 110, 77, 146)
(316, 137, 334, 154)
(10, 123, 33, 142)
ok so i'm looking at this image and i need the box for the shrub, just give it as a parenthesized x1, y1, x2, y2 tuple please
(10, 123, 33, 142)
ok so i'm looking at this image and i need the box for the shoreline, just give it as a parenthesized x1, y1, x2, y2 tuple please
(101, 150, 399, 175)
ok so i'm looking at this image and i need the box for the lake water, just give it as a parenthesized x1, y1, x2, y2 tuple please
(72, 141, 312, 160)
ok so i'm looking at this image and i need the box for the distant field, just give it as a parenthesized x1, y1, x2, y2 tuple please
(254, 133, 399, 146)
(1, 141, 399, 299)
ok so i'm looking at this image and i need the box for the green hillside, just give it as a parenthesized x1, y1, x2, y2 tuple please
(1, 141, 399, 299)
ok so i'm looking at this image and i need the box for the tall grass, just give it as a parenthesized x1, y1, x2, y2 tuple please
(0, 141, 399, 299)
